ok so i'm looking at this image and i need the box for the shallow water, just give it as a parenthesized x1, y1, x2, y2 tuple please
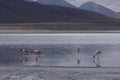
(0, 44, 120, 67)
(0, 67, 120, 80)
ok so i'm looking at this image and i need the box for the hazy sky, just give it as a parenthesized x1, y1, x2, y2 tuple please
(65, 0, 120, 12)
(0, 33, 120, 44)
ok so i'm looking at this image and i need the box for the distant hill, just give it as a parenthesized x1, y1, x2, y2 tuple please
(79, 1, 120, 18)
(0, 0, 119, 23)
(26, 0, 75, 8)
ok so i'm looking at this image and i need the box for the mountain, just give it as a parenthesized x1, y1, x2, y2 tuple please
(26, 0, 75, 8)
(0, 0, 119, 23)
(79, 1, 120, 18)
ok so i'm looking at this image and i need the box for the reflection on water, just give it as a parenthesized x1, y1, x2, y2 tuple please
(0, 44, 120, 67)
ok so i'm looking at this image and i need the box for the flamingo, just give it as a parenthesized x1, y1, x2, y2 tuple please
(20, 49, 29, 54)
(77, 48, 80, 53)
(93, 50, 102, 67)
(20, 49, 29, 64)
(77, 48, 81, 66)
(32, 49, 42, 64)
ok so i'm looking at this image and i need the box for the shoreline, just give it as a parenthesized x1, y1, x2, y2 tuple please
(0, 23, 120, 33)
(0, 66, 120, 69)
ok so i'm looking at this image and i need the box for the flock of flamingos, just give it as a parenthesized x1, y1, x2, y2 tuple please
(20, 48, 102, 67)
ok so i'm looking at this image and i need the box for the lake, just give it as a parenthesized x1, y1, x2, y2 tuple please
(0, 33, 120, 67)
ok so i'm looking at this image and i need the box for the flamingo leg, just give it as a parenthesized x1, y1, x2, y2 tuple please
(93, 54, 101, 68)
(35, 55, 40, 65)
(96, 55, 101, 67)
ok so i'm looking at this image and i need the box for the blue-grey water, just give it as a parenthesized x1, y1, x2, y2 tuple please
(0, 44, 120, 67)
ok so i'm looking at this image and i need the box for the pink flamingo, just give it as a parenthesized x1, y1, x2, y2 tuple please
(93, 50, 102, 67)
(77, 48, 80, 53)
(77, 48, 81, 66)
(32, 49, 42, 64)
(20, 49, 29, 54)
(20, 49, 29, 63)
